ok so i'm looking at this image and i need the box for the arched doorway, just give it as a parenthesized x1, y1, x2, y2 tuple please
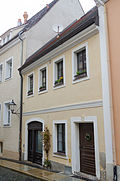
(28, 121, 43, 165)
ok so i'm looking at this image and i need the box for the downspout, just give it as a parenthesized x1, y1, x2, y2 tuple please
(18, 31, 24, 161)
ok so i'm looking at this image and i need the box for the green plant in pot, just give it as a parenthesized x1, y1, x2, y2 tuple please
(42, 127, 51, 169)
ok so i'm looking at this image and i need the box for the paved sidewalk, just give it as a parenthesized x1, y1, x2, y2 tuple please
(0, 159, 84, 181)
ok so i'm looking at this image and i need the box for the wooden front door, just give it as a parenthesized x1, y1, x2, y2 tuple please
(79, 123, 96, 176)
(28, 122, 43, 165)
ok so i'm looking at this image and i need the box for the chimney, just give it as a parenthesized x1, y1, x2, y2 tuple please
(46, 4, 49, 9)
(23, 11, 28, 24)
(17, 19, 22, 26)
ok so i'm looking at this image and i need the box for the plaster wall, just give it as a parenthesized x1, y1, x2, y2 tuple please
(22, 106, 105, 167)
(106, 0, 120, 165)
(23, 34, 102, 113)
(26, 0, 84, 58)
(0, 38, 26, 159)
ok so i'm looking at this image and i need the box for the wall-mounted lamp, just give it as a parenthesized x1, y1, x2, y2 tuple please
(9, 100, 20, 115)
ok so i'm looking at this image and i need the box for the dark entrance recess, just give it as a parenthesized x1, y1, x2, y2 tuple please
(28, 121, 43, 165)
(79, 123, 96, 176)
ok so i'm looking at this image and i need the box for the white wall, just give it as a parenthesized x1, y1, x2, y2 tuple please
(26, 0, 84, 58)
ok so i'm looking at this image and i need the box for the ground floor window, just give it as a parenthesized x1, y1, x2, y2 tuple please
(0, 142, 3, 154)
(57, 124, 65, 153)
(53, 120, 67, 157)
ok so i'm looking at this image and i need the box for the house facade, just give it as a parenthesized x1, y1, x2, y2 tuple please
(19, 7, 109, 180)
(0, 27, 26, 159)
(0, 0, 84, 160)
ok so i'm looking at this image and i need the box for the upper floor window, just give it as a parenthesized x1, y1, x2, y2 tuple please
(0, 64, 3, 82)
(3, 102, 11, 126)
(27, 73, 34, 96)
(72, 43, 89, 83)
(5, 58, 13, 80)
(53, 56, 65, 88)
(39, 65, 48, 93)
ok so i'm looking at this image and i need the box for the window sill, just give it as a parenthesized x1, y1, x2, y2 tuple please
(53, 84, 65, 90)
(27, 93, 34, 98)
(74, 72, 87, 80)
(5, 77, 12, 81)
(72, 76, 89, 84)
(38, 89, 48, 95)
(39, 87, 46, 92)
(3, 124, 11, 128)
(27, 91, 33, 96)
(53, 152, 68, 159)
(54, 81, 63, 87)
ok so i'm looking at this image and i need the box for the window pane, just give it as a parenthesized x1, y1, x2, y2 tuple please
(29, 75, 33, 90)
(0, 65, 2, 81)
(36, 131, 43, 153)
(57, 61, 63, 79)
(57, 124, 65, 153)
(41, 69, 46, 88)
(77, 49, 86, 72)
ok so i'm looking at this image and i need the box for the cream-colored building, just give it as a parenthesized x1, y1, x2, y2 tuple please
(0, 0, 84, 160)
(19, 7, 109, 180)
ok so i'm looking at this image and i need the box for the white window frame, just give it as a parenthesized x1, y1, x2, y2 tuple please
(53, 120, 68, 159)
(72, 42, 89, 84)
(5, 57, 13, 80)
(38, 64, 48, 94)
(0, 63, 3, 83)
(3, 101, 11, 127)
(53, 55, 65, 90)
(27, 72, 34, 97)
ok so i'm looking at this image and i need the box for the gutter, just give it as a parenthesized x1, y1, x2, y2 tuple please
(18, 31, 24, 161)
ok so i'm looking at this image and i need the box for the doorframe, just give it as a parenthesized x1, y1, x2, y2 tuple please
(24, 118, 44, 165)
(71, 116, 100, 180)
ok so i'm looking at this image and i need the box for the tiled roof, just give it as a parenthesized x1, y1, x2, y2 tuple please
(19, 6, 98, 72)
(0, 0, 59, 49)
(23, 0, 59, 32)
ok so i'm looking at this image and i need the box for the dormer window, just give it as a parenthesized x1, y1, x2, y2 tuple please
(7, 34, 10, 41)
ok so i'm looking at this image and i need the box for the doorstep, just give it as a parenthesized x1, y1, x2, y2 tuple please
(0, 159, 85, 181)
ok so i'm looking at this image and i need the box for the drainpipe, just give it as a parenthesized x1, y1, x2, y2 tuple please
(18, 31, 24, 161)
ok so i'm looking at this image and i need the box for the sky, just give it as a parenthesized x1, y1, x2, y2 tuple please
(0, 0, 95, 36)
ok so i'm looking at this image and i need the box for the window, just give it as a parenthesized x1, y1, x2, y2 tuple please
(53, 56, 65, 88)
(0, 64, 3, 82)
(39, 65, 48, 93)
(0, 142, 3, 155)
(7, 34, 10, 41)
(72, 43, 89, 83)
(53, 120, 67, 158)
(27, 73, 34, 96)
(3, 102, 11, 126)
(57, 124, 65, 153)
(5, 58, 13, 80)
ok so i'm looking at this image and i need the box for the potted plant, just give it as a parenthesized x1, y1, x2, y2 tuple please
(74, 69, 87, 80)
(27, 89, 33, 95)
(39, 86, 46, 92)
(42, 127, 51, 169)
(54, 76, 63, 87)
